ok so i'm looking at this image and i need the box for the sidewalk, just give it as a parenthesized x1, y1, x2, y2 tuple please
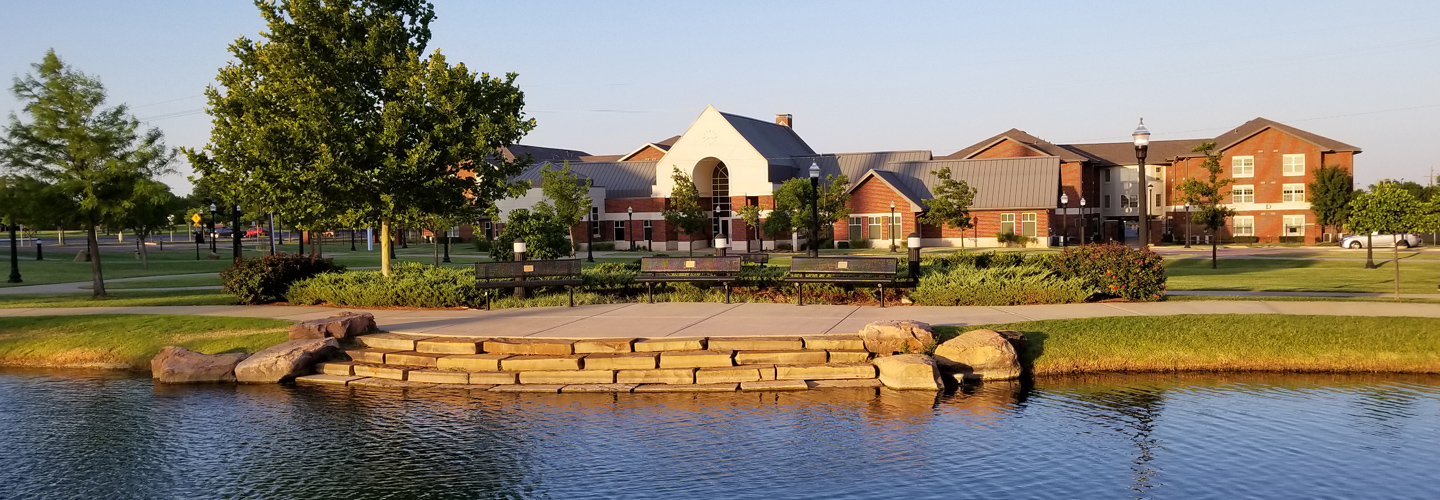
(2, 300, 1437, 338)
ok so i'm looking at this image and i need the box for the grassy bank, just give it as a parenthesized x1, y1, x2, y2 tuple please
(0, 290, 237, 308)
(1166, 258, 1440, 294)
(939, 314, 1440, 376)
(0, 315, 291, 370)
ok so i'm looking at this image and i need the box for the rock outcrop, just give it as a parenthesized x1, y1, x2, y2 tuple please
(234, 338, 339, 383)
(931, 329, 1023, 381)
(289, 312, 376, 340)
(871, 354, 943, 390)
(860, 320, 935, 354)
(150, 346, 250, 384)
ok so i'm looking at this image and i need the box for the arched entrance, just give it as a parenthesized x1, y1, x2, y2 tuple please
(711, 162, 730, 238)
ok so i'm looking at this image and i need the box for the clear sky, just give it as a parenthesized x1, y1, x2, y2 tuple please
(4, 0, 1438, 195)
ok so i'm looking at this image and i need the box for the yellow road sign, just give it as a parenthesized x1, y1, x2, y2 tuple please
(190, 213, 202, 225)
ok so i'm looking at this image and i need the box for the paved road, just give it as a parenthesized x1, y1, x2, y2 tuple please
(2, 300, 1437, 339)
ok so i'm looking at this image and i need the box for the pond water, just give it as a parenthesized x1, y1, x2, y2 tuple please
(2, 370, 1438, 499)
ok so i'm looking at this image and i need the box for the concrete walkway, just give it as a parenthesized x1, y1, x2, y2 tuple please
(3, 300, 1438, 338)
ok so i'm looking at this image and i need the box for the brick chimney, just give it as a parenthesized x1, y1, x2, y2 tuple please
(775, 114, 793, 128)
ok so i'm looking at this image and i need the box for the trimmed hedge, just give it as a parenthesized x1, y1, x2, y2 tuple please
(221, 254, 345, 304)
(286, 263, 483, 308)
(911, 265, 1093, 306)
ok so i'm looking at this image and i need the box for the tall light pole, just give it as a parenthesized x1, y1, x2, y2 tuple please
(1059, 193, 1069, 247)
(586, 207, 595, 263)
(627, 206, 634, 251)
(208, 203, 217, 254)
(232, 205, 242, 262)
(1133, 119, 1151, 250)
(889, 200, 897, 252)
(1079, 197, 1087, 245)
(1184, 202, 1192, 248)
(442, 227, 451, 263)
(7, 223, 21, 283)
(808, 162, 821, 257)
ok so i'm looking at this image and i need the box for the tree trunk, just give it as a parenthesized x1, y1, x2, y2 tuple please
(58, 227, 65, 246)
(1394, 243, 1401, 299)
(432, 227, 440, 266)
(381, 220, 392, 277)
(1211, 233, 1217, 270)
(139, 234, 149, 270)
(87, 223, 106, 297)
(1365, 234, 1375, 269)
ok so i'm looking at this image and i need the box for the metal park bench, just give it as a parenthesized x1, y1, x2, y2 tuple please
(784, 256, 903, 307)
(635, 256, 744, 304)
(474, 259, 584, 309)
(738, 253, 770, 267)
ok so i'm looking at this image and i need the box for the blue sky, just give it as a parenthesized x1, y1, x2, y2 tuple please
(3, 0, 1438, 195)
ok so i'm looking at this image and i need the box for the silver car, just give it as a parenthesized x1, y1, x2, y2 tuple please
(1339, 233, 1421, 249)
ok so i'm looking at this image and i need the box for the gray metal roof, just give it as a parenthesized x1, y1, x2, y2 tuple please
(882, 156, 1061, 209)
(514, 161, 659, 199)
(790, 150, 934, 187)
(719, 112, 816, 159)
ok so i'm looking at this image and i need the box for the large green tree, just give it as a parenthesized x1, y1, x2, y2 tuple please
(918, 166, 977, 248)
(1348, 182, 1428, 298)
(1175, 142, 1237, 269)
(768, 174, 850, 254)
(115, 178, 181, 269)
(187, 0, 533, 276)
(535, 161, 592, 256)
(1, 50, 173, 296)
(1308, 164, 1353, 240)
(662, 167, 707, 256)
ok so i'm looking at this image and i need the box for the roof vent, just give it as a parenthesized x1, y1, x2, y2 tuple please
(775, 114, 793, 128)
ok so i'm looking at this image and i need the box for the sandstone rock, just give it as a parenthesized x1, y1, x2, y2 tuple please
(437, 354, 510, 372)
(288, 312, 376, 340)
(518, 370, 615, 385)
(233, 338, 339, 384)
(775, 364, 876, 381)
(582, 353, 658, 370)
(708, 337, 802, 351)
(827, 350, 872, 364)
(295, 374, 361, 385)
(562, 384, 639, 393)
(806, 379, 882, 389)
(931, 329, 1022, 381)
(357, 333, 428, 351)
(659, 350, 735, 368)
(572, 338, 636, 354)
(470, 372, 519, 385)
(633, 337, 706, 352)
(345, 348, 396, 364)
(150, 346, 250, 384)
(407, 370, 470, 385)
(871, 354, 943, 390)
(616, 368, 695, 385)
(415, 337, 486, 355)
(483, 338, 574, 356)
(489, 384, 564, 393)
(501, 355, 584, 371)
(733, 350, 827, 365)
(801, 334, 865, 350)
(385, 351, 446, 368)
(694, 366, 762, 384)
(633, 383, 737, 393)
(352, 364, 407, 380)
(740, 380, 808, 391)
(861, 320, 935, 354)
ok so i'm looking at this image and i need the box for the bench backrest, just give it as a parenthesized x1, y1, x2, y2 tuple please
(788, 256, 897, 275)
(640, 256, 743, 274)
(475, 259, 582, 280)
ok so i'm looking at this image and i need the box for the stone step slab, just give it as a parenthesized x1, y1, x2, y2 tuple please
(582, 353, 659, 370)
(437, 354, 510, 372)
(489, 384, 565, 393)
(633, 383, 738, 393)
(408, 370, 471, 385)
(316, 362, 356, 376)
(501, 355, 584, 371)
(357, 333, 431, 351)
(827, 350, 873, 364)
(295, 374, 363, 385)
(429, 384, 497, 392)
(470, 372, 519, 385)
(353, 364, 408, 380)
(345, 348, 397, 364)
(349, 378, 429, 389)
(616, 368, 695, 385)
(573, 338, 636, 354)
(562, 384, 639, 393)
(807, 379, 883, 389)
(708, 337, 803, 351)
(658, 350, 734, 369)
(694, 366, 762, 384)
(775, 364, 877, 381)
(741, 380, 809, 391)
(755, 365, 777, 381)
(484, 338, 574, 356)
(518, 370, 616, 385)
(416, 337, 487, 355)
(802, 335, 865, 351)
(633, 337, 706, 352)
(733, 350, 827, 366)
(385, 351, 446, 368)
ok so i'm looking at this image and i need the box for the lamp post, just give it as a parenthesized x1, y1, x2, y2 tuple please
(167, 215, 175, 242)
(513, 238, 527, 299)
(1184, 202, 1192, 248)
(232, 205, 242, 262)
(208, 203, 217, 254)
(1133, 119, 1151, 250)
(586, 207, 595, 263)
(1079, 197, 1087, 245)
(889, 200, 898, 253)
(268, 213, 276, 255)
(6, 223, 20, 283)
(715, 234, 727, 257)
(627, 206, 634, 252)
(1059, 193, 1069, 247)
(350, 227, 356, 251)
(808, 162, 821, 257)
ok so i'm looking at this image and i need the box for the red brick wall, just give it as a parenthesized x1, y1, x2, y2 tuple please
(843, 176, 917, 240)
(970, 138, 1047, 159)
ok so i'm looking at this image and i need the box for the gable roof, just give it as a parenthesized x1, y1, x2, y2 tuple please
(718, 111, 816, 159)
(880, 156, 1062, 210)
(1061, 139, 1200, 166)
(849, 170, 932, 211)
(514, 160, 659, 198)
(938, 128, 1087, 162)
(792, 151, 934, 187)
(1207, 117, 1361, 154)
(497, 144, 591, 163)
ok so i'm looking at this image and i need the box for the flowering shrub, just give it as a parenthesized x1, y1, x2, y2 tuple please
(221, 253, 345, 304)
(1048, 243, 1166, 301)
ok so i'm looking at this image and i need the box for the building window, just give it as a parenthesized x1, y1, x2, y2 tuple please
(1233, 216, 1255, 237)
(614, 222, 625, 241)
(1231, 185, 1254, 204)
(711, 163, 731, 215)
(1282, 184, 1306, 202)
(868, 216, 882, 240)
(1104, 169, 1111, 183)
(1103, 195, 1111, 209)
(1283, 215, 1305, 236)
(1282, 154, 1305, 176)
(848, 217, 862, 240)
(1119, 195, 1129, 209)
(1154, 193, 1161, 209)
(1232, 156, 1255, 177)
(591, 207, 601, 238)
(643, 220, 653, 241)
(1000, 213, 1015, 235)
(1020, 213, 1037, 237)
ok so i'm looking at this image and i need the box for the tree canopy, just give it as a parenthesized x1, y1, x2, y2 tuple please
(1348, 182, 1432, 297)
(1308, 164, 1353, 237)
(767, 174, 850, 252)
(918, 166, 977, 246)
(1174, 142, 1236, 269)
(662, 167, 707, 255)
(535, 161, 593, 256)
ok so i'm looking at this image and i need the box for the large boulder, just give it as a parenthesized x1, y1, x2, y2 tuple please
(871, 354, 943, 390)
(151, 346, 250, 384)
(861, 320, 935, 354)
(234, 338, 339, 383)
(289, 312, 376, 340)
(931, 329, 1023, 381)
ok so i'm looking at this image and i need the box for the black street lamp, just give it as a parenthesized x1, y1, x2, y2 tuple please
(1133, 119, 1151, 250)
(627, 206, 634, 252)
(231, 205, 242, 262)
(808, 162, 821, 257)
(208, 203, 217, 254)
(442, 228, 451, 263)
(1184, 202, 1192, 248)
(1059, 193, 1069, 247)
(586, 207, 595, 263)
(7, 223, 21, 283)
(889, 200, 898, 253)
(1079, 197, 1087, 245)
(350, 227, 356, 251)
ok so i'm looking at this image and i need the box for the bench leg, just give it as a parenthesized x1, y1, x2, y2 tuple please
(724, 283, 731, 304)
(797, 282, 804, 306)
(879, 284, 886, 308)
(568, 286, 575, 307)
(647, 282, 653, 304)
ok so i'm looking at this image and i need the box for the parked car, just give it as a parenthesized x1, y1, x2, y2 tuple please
(1339, 233, 1421, 249)
(244, 227, 268, 237)
(212, 227, 233, 236)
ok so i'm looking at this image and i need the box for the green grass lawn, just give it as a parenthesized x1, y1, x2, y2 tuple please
(937, 314, 1440, 376)
(0, 314, 290, 370)
(1166, 257, 1440, 294)
(78, 274, 221, 290)
(0, 290, 237, 308)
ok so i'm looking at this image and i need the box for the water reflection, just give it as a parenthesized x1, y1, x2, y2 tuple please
(2, 369, 1439, 499)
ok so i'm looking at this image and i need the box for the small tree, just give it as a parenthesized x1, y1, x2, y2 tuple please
(1175, 142, 1237, 269)
(116, 179, 181, 269)
(1308, 164, 1353, 241)
(770, 174, 850, 253)
(489, 208, 570, 261)
(536, 161, 592, 256)
(1348, 182, 1427, 299)
(734, 203, 763, 252)
(918, 166, 977, 248)
(662, 167, 707, 256)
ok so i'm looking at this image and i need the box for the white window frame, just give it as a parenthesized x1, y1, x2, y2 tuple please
(1000, 213, 1016, 235)
(1232, 185, 1255, 204)
(1283, 215, 1305, 236)
(1233, 216, 1255, 237)
(1282, 154, 1305, 176)
(1020, 213, 1037, 237)
(1232, 156, 1255, 178)
(848, 217, 862, 240)
(1282, 184, 1306, 203)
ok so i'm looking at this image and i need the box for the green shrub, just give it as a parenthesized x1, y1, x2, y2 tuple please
(1048, 243, 1166, 301)
(584, 262, 638, 290)
(775, 242, 793, 251)
(996, 231, 1033, 247)
(473, 239, 492, 252)
(1232, 236, 1259, 244)
(287, 262, 483, 308)
(590, 241, 616, 251)
(221, 253, 345, 304)
(490, 208, 570, 261)
(911, 265, 1093, 306)
(848, 238, 870, 249)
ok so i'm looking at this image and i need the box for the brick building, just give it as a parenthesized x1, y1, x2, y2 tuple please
(487, 108, 1359, 249)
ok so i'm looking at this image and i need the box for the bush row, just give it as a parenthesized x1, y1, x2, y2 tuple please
(220, 254, 345, 304)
